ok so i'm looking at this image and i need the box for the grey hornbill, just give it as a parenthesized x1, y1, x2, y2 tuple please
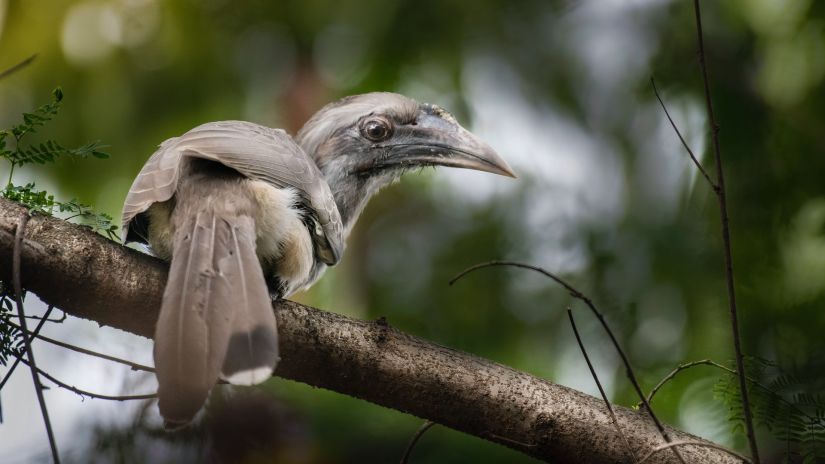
(121, 92, 515, 426)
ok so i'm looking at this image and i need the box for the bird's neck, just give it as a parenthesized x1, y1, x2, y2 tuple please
(321, 161, 398, 238)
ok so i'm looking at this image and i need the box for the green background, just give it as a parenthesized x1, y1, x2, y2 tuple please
(1, 0, 824, 462)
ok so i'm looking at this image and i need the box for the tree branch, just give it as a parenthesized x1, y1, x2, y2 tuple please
(452, 261, 685, 463)
(0, 197, 743, 463)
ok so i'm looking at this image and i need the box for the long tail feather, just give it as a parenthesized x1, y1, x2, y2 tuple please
(219, 215, 279, 385)
(154, 179, 278, 426)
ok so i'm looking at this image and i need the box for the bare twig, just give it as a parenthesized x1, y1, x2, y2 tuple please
(650, 77, 717, 190)
(5, 319, 154, 373)
(644, 358, 817, 427)
(483, 433, 536, 449)
(15, 356, 157, 402)
(400, 420, 435, 464)
(652, 3, 760, 460)
(12, 215, 60, 463)
(638, 440, 751, 464)
(644, 359, 734, 406)
(1, 291, 65, 324)
(567, 309, 637, 463)
(3, 321, 233, 386)
(0, 54, 37, 81)
(451, 261, 686, 463)
(693, 1, 760, 461)
(19, 311, 66, 323)
(0, 305, 55, 391)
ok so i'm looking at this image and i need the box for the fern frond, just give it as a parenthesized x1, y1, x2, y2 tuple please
(0, 289, 24, 367)
(10, 87, 63, 142)
(714, 356, 825, 461)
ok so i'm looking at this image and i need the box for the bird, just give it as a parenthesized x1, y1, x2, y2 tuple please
(121, 92, 515, 427)
(296, 93, 515, 236)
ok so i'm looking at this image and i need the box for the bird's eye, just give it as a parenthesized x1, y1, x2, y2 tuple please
(361, 119, 392, 142)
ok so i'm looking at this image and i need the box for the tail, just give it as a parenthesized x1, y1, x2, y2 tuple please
(154, 204, 279, 427)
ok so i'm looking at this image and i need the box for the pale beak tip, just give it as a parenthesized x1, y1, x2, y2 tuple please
(500, 164, 518, 179)
(485, 151, 517, 179)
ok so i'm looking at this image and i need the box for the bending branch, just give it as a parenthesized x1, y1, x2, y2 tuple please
(15, 356, 157, 402)
(0, 198, 742, 464)
(5, 319, 154, 373)
(452, 261, 684, 463)
(400, 420, 435, 464)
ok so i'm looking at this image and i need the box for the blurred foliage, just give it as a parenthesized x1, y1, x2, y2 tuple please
(0, 86, 116, 237)
(714, 357, 825, 464)
(0, 86, 108, 173)
(1, 0, 824, 462)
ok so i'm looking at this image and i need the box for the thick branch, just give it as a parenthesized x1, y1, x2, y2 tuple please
(0, 198, 741, 464)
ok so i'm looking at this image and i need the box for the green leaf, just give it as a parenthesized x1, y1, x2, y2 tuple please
(9, 89, 63, 144)
(0, 294, 24, 367)
(713, 357, 825, 460)
(0, 88, 116, 244)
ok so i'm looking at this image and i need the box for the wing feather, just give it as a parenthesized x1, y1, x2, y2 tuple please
(121, 121, 343, 264)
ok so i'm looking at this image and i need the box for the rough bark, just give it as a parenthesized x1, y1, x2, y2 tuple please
(0, 197, 741, 463)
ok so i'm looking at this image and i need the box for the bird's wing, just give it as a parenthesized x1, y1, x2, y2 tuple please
(122, 121, 344, 265)
(121, 136, 180, 243)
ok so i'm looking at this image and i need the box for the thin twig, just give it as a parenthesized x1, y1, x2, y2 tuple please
(400, 420, 435, 464)
(2, 288, 63, 324)
(650, 77, 717, 190)
(0, 54, 37, 81)
(15, 356, 157, 402)
(12, 215, 60, 463)
(484, 433, 536, 449)
(567, 309, 637, 463)
(19, 311, 66, 323)
(638, 440, 751, 464)
(0, 305, 55, 391)
(644, 359, 734, 406)
(5, 319, 154, 373)
(693, 1, 760, 461)
(4, 320, 232, 385)
(451, 261, 686, 463)
(644, 358, 817, 426)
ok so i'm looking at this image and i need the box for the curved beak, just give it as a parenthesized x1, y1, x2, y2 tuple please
(379, 111, 517, 178)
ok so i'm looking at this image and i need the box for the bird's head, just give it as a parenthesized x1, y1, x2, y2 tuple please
(297, 92, 515, 231)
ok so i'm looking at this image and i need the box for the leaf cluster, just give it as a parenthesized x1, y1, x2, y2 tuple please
(0, 283, 24, 367)
(0, 88, 108, 167)
(1, 183, 118, 240)
(0, 88, 117, 239)
(715, 357, 825, 463)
